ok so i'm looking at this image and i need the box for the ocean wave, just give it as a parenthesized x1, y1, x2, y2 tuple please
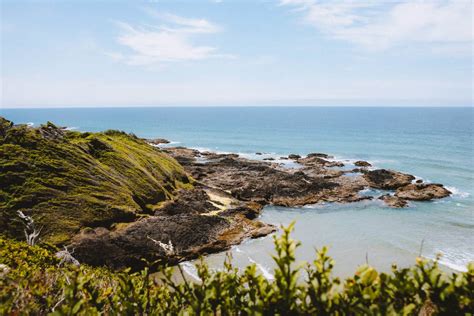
(26, 122, 34, 127)
(179, 262, 202, 282)
(445, 186, 470, 198)
(248, 257, 275, 280)
(424, 256, 469, 273)
(190, 146, 218, 153)
(438, 259, 468, 273)
(425, 247, 473, 273)
(64, 126, 77, 131)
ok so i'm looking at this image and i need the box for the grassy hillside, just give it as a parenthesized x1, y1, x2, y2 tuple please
(0, 117, 192, 244)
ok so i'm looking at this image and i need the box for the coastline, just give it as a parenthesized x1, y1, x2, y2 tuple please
(0, 116, 470, 274)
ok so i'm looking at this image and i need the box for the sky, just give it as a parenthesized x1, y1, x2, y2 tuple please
(1, 0, 472, 108)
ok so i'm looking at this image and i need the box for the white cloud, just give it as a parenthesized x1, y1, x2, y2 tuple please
(112, 11, 230, 65)
(281, 0, 473, 53)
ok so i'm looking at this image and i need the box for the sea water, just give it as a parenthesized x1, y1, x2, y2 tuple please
(2, 106, 472, 277)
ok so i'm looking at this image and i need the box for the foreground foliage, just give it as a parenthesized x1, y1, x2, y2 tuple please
(1, 223, 473, 315)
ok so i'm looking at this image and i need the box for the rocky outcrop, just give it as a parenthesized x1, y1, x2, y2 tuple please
(71, 186, 275, 270)
(307, 153, 332, 159)
(363, 169, 415, 190)
(166, 148, 370, 207)
(354, 160, 372, 167)
(146, 138, 170, 145)
(1, 117, 452, 269)
(378, 194, 408, 208)
(298, 155, 344, 168)
(0, 118, 275, 270)
(288, 154, 301, 159)
(395, 183, 451, 201)
(165, 147, 451, 210)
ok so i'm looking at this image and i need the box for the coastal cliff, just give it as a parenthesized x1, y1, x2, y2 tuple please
(0, 117, 274, 269)
(0, 117, 451, 270)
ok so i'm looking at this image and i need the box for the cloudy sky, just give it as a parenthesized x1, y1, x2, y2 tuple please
(1, 0, 472, 108)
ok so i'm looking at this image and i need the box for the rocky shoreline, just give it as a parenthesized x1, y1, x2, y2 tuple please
(0, 119, 451, 270)
(161, 144, 451, 208)
(71, 141, 452, 269)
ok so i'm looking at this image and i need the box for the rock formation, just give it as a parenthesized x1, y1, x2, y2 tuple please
(0, 117, 452, 270)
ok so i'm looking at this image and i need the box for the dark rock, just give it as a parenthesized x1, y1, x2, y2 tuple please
(354, 160, 372, 167)
(416, 179, 423, 184)
(395, 183, 451, 201)
(71, 213, 275, 270)
(298, 156, 344, 168)
(378, 194, 408, 208)
(147, 138, 170, 145)
(201, 152, 239, 160)
(307, 153, 331, 159)
(156, 188, 218, 216)
(263, 157, 275, 161)
(288, 154, 301, 159)
(363, 169, 415, 190)
(256, 152, 262, 155)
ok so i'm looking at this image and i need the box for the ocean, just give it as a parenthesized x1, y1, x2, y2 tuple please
(2, 106, 473, 277)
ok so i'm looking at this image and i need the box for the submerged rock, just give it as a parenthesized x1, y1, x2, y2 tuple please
(379, 194, 408, 208)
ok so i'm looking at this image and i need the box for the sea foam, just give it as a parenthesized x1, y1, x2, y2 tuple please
(248, 257, 275, 280)
(179, 262, 202, 282)
(445, 186, 470, 198)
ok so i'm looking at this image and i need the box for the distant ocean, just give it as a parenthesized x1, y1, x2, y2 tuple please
(2, 106, 473, 277)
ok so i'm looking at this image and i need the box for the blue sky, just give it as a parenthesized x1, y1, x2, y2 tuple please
(1, 0, 472, 108)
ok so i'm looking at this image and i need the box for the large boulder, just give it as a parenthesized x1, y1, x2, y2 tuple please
(363, 169, 415, 190)
(307, 153, 331, 159)
(354, 160, 371, 167)
(395, 183, 451, 201)
(146, 138, 170, 145)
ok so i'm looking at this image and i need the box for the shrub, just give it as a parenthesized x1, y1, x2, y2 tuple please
(1, 223, 473, 315)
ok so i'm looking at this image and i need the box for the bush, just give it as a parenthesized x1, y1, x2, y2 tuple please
(1, 223, 473, 315)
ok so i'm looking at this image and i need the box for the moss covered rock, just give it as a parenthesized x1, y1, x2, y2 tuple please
(0, 117, 192, 245)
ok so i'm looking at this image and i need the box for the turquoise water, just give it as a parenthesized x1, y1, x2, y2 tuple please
(2, 107, 473, 276)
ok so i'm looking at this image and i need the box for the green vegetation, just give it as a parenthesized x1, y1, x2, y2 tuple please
(1, 224, 472, 315)
(0, 118, 192, 245)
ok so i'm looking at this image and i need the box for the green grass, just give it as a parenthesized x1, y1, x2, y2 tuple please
(0, 118, 193, 245)
(0, 223, 472, 315)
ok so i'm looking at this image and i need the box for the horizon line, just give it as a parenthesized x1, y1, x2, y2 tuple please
(2, 103, 473, 110)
